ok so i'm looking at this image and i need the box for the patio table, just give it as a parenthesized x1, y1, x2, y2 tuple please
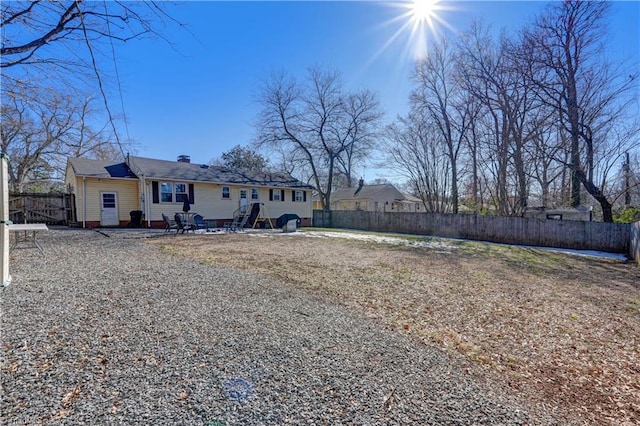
(9, 223, 49, 255)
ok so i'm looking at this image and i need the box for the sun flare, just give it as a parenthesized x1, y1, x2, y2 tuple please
(411, 0, 437, 24)
(397, 0, 453, 59)
(367, 0, 456, 66)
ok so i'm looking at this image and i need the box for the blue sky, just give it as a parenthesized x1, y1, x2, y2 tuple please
(112, 0, 639, 181)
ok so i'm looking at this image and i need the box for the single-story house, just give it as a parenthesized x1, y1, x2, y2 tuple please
(65, 155, 314, 228)
(330, 180, 423, 213)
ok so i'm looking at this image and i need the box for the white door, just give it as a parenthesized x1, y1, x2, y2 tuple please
(239, 189, 248, 213)
(100, 192, 119, 226)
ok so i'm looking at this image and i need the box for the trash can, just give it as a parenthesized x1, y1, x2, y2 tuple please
(276, 214, 301, 229)
(128, 210, 143, 228)
(283, 219, 297, 233)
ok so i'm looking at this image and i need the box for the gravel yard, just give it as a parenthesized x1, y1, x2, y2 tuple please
(155, 228, 639, 425)
(0, 228, 548, 425)
(0, 229, 640, 426)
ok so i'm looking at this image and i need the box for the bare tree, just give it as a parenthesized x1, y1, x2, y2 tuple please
(368, 178, 393, 185)
(383, 4, 637, 221)
(459, 94, 484, 213)
(1, 1, 180, 191)
(524, 112, 568, 208)
(524, 0, 639, 221)
(410, 36, 469, 214)
(457, 22, 540, 216)
(255, 66, 382, 210)
(2, 1, 177, 117)
(384, 114, 452, 212)
(1, 1, 173, 69)
(334, 89, 382, 187)
(1, 80, 116, 192)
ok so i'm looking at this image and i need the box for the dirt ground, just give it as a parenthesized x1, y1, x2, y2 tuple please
(150, 229, 640, 425)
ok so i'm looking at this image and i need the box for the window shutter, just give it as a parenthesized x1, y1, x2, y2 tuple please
(292, 191, 295, 202)
(188, 184, 195, 204)
(152, 181, 159, 204)
(303, 191, 307, 202)
(269, 189, 273, 201)
(280, 189, 285, 202)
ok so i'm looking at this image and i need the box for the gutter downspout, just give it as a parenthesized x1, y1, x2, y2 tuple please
(145, 180, 150, 228)
(141, 175, 150, 228)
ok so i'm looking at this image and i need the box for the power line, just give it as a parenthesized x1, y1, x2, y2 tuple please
(78, 3, 125, 158)
(103, 0, 132, 153)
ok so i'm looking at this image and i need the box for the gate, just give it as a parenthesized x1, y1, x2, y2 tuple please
(9, 193, 76, 225)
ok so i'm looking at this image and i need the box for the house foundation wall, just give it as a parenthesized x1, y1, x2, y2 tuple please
(82, 217, 313, 230)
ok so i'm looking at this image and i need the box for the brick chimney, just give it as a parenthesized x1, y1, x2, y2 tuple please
(177, 155, 191, 163)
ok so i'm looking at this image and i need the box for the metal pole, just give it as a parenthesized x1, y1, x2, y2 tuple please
(1, 152, 11, 287)
(82, 177, 86, 228)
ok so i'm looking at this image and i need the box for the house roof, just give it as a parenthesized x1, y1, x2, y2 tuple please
(332, 184, 404, 202)
(127, 156, 219, 182)
(67, 157, 137, 179)
(401, 193, 422, 203)
(67, 155, 314, 189)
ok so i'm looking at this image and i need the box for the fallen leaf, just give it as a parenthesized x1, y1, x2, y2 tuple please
(61, 385, 82, 407)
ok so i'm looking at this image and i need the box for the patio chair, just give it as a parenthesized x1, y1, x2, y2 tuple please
(162, 213, 178, 232)
(192, 214, 208, 231)
(174, 213, 194, 234)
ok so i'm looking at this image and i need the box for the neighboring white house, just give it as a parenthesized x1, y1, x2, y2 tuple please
(330, 180, 423, 213)
(65, 155, 314, 228)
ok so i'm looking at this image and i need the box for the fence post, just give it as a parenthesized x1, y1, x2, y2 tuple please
(1, 152, 11, 287)
(631, 221, 640, 266)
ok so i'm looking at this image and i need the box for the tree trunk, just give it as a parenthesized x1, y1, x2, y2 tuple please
(574, 168, 613, 222)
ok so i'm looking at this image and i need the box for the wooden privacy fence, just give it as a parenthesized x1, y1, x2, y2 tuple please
(313, 210, 632, 255)
(9, 193, 76, 225)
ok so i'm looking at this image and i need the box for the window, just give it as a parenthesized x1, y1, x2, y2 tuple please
(251, 188, 259, 200)
(175, 183, 188, 203)
(102, 193, 116, 208)
(269, 189, 285, 202)
(152, 181, 194, 204)
(290, 190, 306, 202)
(222, 186, 230, 199)
(160, 182, 189, 203)
(160, 182, 173, 202)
